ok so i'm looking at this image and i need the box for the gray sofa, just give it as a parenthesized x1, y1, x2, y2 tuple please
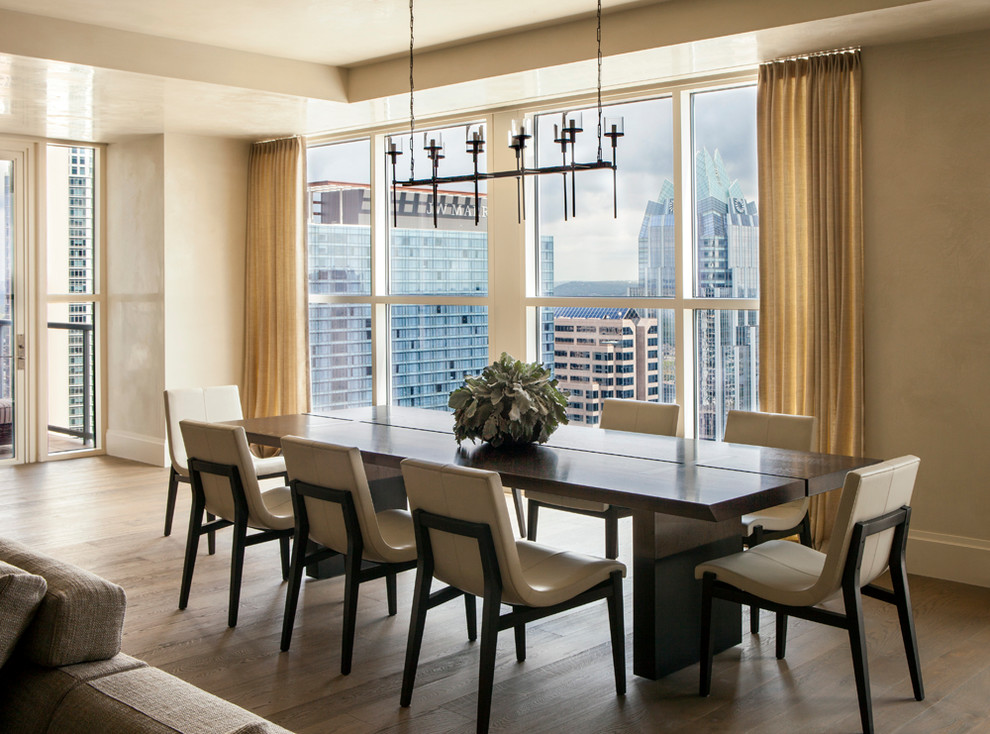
(0, 537, 293, 733)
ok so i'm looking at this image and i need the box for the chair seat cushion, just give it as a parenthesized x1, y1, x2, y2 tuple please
(695, 539, 829, 608)
(524, 489, 611, 514)
(254, 487, 294, 531)
(252, 454, 286, 478)
(368, 509, 417, 565)
(741, 498, 808, 535)
(508, 540, 625, 607)
(0, 560, 48, 668)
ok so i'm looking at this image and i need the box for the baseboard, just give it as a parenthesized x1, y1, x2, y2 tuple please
(907, 530, 990, 589)
(105, 429, 167, 467)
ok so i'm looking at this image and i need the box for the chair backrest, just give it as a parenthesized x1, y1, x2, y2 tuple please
(723, 410, 816, 451)
(600, 398, 681, 437)
(164, 386, 244, 474)
(280, 436, 394, 559)
(179, 419, 282, 528)
(808, 455, 920, 603)
(401, 458, 535, 606)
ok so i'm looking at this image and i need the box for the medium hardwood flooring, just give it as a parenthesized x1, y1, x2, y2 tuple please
(2, 456, 989, 733)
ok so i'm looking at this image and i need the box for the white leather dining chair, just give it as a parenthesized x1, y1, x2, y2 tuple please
(279, 437, 420, 675)
(519, 398, 681, 558)
(177, 419, 294, 628)
(163, 386, 286, 540)
(696, 455, 924, 734)
(400, 458, 626, 734)
(723, 409, 815, 631)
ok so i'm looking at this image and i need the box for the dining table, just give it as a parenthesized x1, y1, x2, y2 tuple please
(229, 405, 875, 680)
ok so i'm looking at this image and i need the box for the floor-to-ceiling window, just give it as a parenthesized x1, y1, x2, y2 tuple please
(306, 76, 757, 437)
(306, 122, 490, 412)
(0, 139, 104, 464)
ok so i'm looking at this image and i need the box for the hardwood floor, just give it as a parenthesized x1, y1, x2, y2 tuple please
(2, 455, 989, 733)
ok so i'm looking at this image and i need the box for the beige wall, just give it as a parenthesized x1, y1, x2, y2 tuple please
(105, 135, 166, 464)
(163, 135, 249, 391)
(105, 134, 249, 465)
(863, 29, 990, 586)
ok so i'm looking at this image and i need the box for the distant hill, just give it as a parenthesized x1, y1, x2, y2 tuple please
(551, 281, 639, 297)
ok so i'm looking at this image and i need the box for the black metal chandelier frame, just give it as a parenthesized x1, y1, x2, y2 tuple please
(386, 0, 623, 228)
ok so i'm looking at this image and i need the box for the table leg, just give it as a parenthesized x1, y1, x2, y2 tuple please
(632, 510, 742, 679)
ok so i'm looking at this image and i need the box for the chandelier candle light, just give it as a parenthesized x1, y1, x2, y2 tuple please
(386, 0, 623, 227)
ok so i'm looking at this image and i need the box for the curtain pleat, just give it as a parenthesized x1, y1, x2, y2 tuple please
(243, 136, 311, 419)
(757, 51, 863, 549)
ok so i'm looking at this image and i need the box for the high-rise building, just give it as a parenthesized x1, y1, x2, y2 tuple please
(307, 183, 492, 412)
(637, 147, 759, 438)
(551, 307, 660, 425)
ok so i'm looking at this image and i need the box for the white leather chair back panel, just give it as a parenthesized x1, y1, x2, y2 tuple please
(180, 419, 283, 529)
(164, 386, 245, 476)
(402, 460, 533, 605)
(723, 410, 816, 451)
(281, 437, 403, 563)
(811, 455, 920, 602)
(600, 398, 681, 437)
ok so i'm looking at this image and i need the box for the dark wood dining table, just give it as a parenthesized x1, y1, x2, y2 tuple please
(230, 405, 874, 680)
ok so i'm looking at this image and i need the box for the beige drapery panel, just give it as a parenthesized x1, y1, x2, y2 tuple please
(757, 50, 863, 549)
(243, 136, 311, 419)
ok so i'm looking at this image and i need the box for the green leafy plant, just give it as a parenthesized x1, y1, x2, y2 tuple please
(449, 353, 569, 447)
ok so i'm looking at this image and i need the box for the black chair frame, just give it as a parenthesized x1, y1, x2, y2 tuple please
(401, 508, 625, 734)
(524, 494, 631, 560)
(700, 505, 924, 734)
(178, 458, 293, 628)
(744, 509, 813, 633)
(280, 479, 417, 674)
(165, 463, 286, 545)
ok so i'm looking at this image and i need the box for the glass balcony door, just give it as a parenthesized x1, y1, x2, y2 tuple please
(0, 146, 26, 462)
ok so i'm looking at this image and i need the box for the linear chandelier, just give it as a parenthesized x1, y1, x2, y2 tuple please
(386, 0, 623, 228)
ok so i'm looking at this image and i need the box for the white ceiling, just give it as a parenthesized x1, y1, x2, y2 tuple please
(0, 0, 647, 67)
(0, 0, 989, 143)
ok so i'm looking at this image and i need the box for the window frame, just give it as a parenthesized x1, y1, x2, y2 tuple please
(305, 71, 759, 433)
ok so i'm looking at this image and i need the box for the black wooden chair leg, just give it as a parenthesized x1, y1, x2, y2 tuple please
(178, 502, 203, 609)
(526, 502, 540, 543)
(164, 468, 179, 536)
(607, 570, 626, 696)
(228, 523, 247, 628)
(775, 611, 788, 659)
(844, 586, 874, 734)
(605, 514, 619, 560)
(511, 488, 526, 538)
(279, 535, 291, 580)
(699, 572, 715, 697)
(207, 512, 217, 555)
(280, 535, 308, 651)
(386, 567, 398, 616)
(890, 559, 925, 700)
(400, 566, 432, 708)
(340, 551, 363, 676)
(464, 593, 477, 641)
(476, 592, 502, 734)
(514, 620, 526, 662)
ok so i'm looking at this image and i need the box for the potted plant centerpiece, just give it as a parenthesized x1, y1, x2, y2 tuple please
(449, 353, 569, 448)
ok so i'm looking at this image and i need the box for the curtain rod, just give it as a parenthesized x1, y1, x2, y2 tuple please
(764, 47, 860, 65)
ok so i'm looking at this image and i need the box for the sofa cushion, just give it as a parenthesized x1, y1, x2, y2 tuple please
(48, 664, 294, 733)
(0, 559, 48, 667)
(0, 537, 126, 666)
(0, 653, 148, 734)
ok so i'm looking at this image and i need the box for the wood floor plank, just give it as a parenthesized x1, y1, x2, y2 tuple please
(1, 455, 989, 733)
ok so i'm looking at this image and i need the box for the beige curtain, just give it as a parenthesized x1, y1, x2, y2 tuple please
(757, 50, 863, 549)
(243, 136, 311, 418)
